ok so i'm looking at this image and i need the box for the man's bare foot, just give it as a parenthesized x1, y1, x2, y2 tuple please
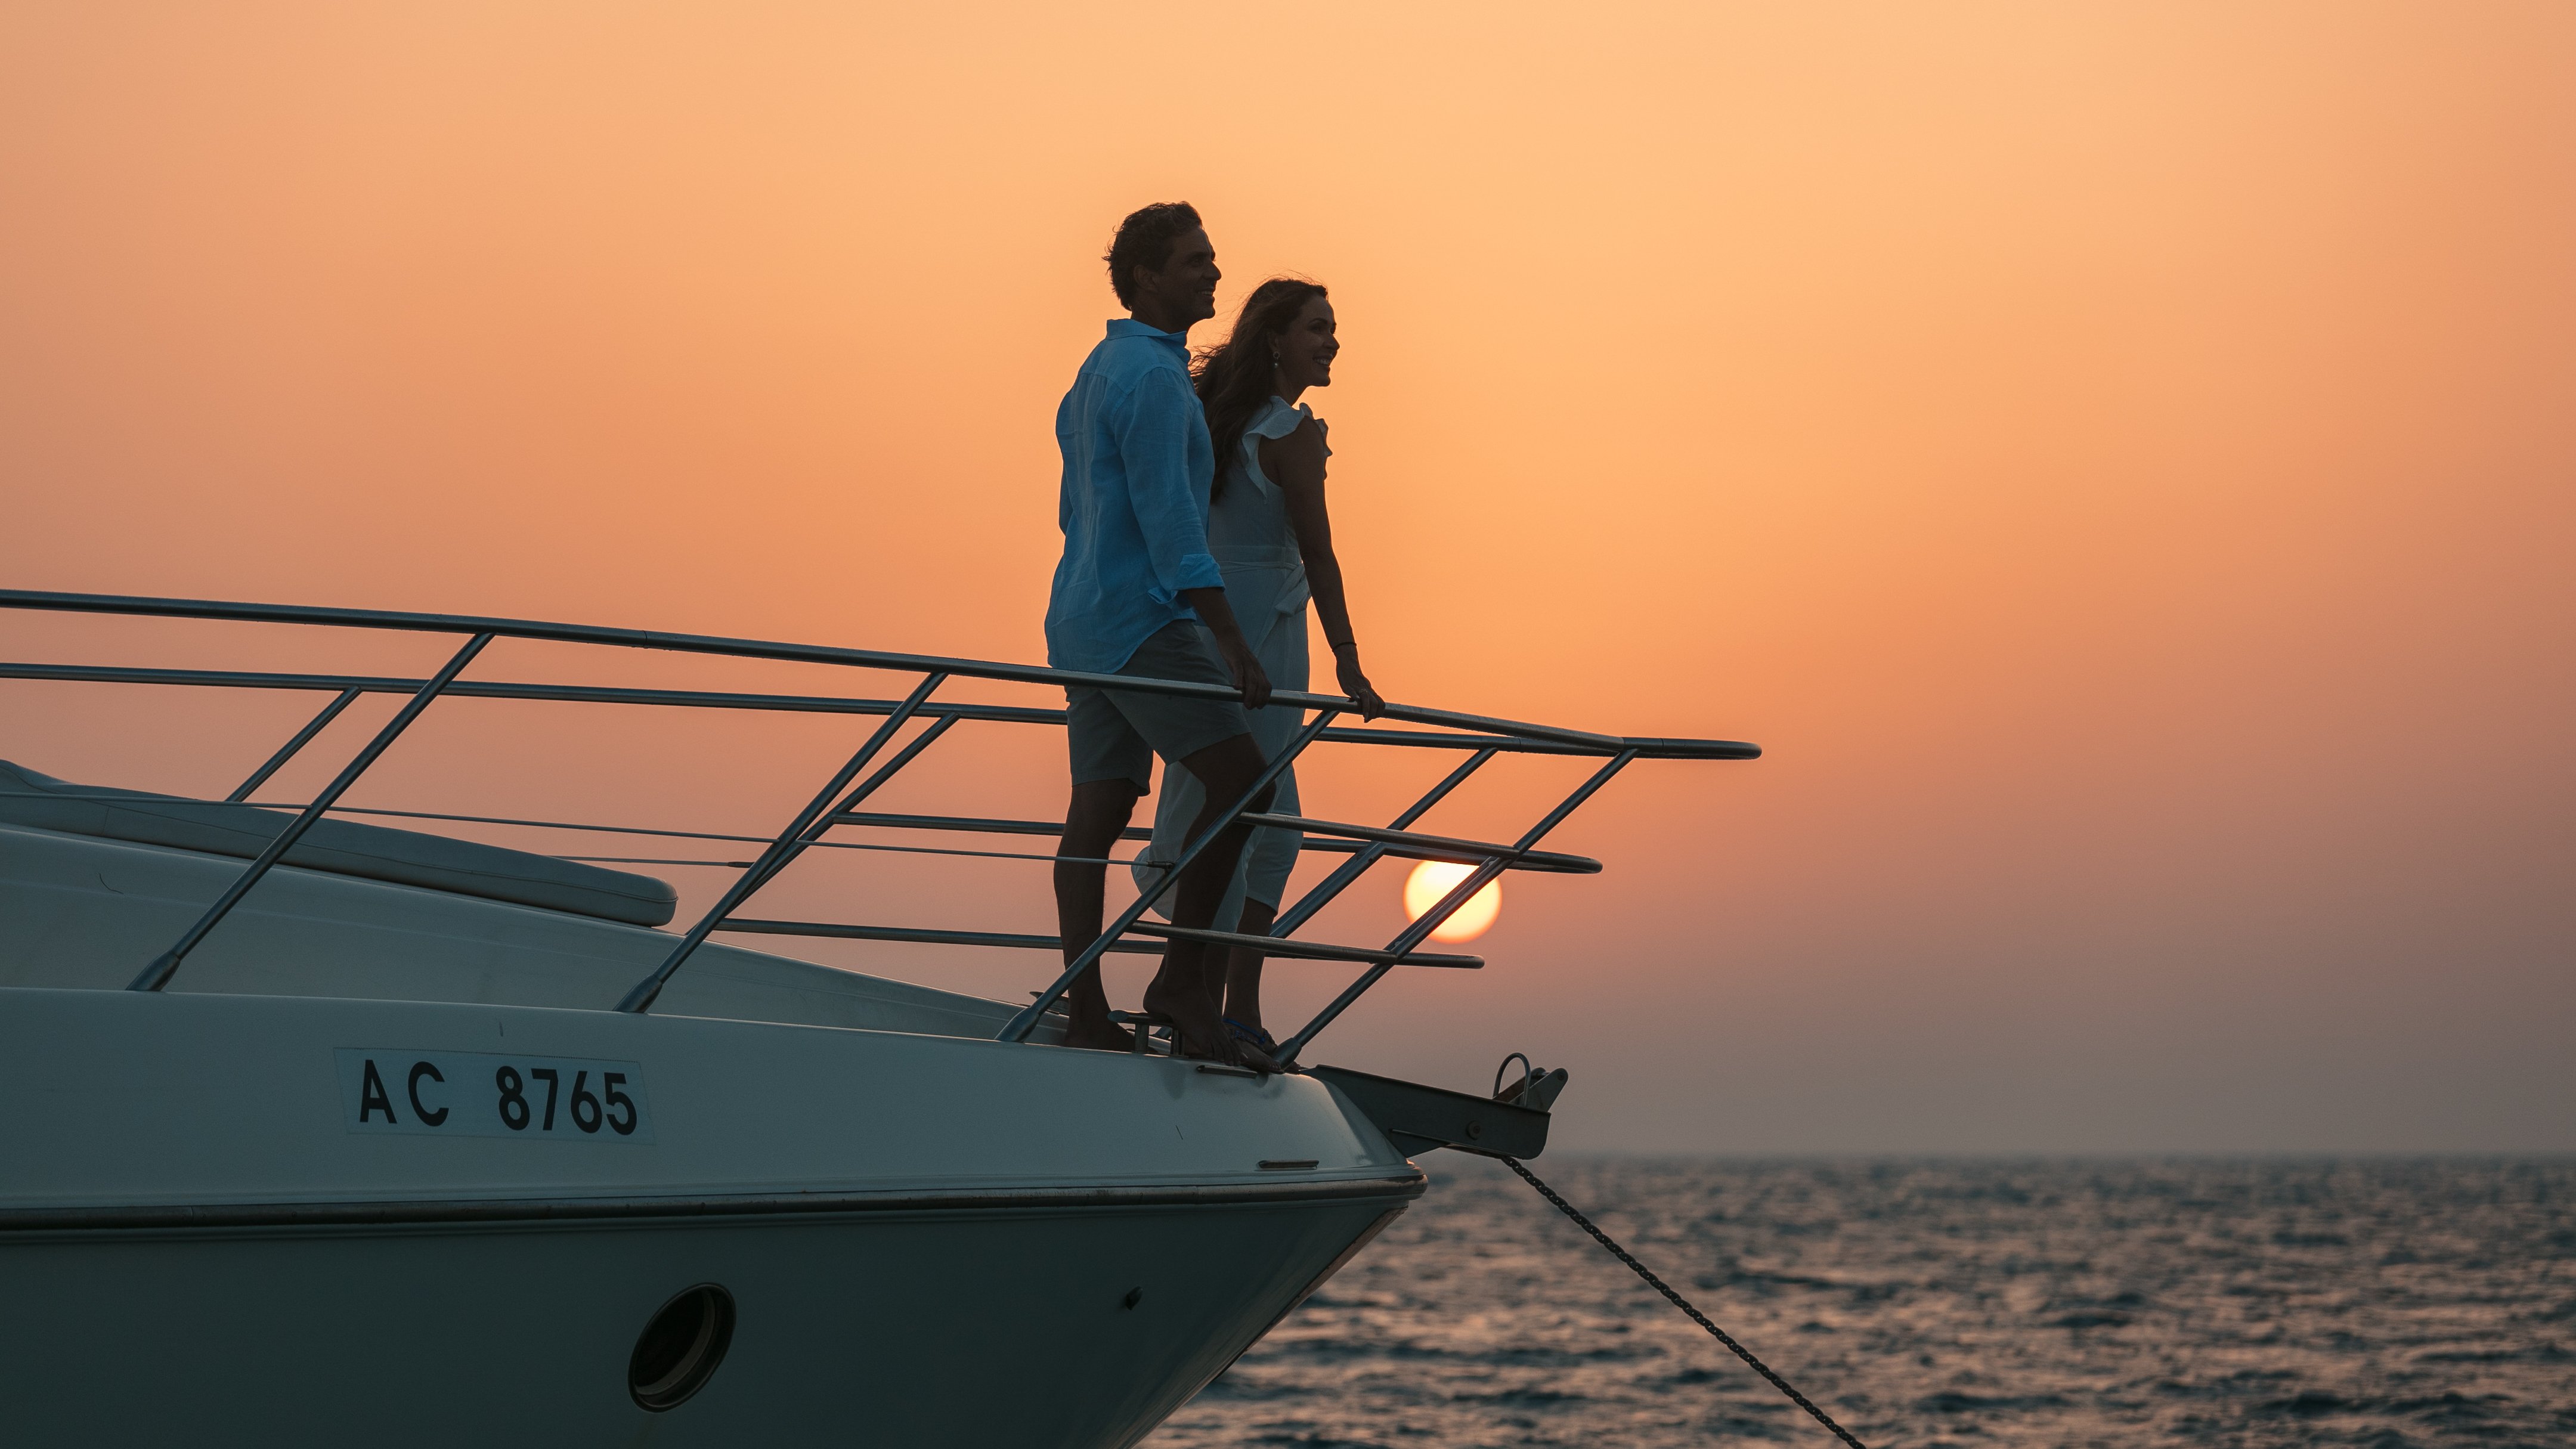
(1142, 967, 1244, 1065)
(1061, 1002, 1138, 1053)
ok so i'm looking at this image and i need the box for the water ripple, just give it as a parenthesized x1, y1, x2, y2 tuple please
(1150, 1157, 2576, 1448)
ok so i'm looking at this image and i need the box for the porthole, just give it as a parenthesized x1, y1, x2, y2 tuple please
(628, 1283, 736, 1411)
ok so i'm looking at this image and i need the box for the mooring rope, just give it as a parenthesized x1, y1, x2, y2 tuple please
(1503, 1157, 1870, 1449)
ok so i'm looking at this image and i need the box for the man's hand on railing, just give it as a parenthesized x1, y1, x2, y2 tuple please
(1222, 640, 1272, 710)
(1183, 587, 1272, 709)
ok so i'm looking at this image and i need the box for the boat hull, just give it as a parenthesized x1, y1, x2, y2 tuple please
(4, 1190, 1404, 1445)
(0, 987, 1420, 1446)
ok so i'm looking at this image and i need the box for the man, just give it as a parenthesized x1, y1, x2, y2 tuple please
(1045, 201, 1278, 1067)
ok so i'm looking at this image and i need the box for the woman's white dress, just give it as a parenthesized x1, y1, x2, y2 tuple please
(1131, 396, 1324, 927)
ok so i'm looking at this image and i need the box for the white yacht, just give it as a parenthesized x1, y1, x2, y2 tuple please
(0, 590, 1754, 1446)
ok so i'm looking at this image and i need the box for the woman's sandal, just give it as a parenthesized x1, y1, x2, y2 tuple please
(1224, 1017, 1280, 1056)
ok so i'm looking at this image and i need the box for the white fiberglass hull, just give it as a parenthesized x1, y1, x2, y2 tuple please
(0, 988, 1419, 1445)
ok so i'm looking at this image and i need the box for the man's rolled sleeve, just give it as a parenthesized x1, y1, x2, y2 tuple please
(1115, 370, 1225, 603)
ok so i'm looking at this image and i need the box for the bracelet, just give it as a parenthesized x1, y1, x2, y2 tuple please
(1328, 638, 1358, 652)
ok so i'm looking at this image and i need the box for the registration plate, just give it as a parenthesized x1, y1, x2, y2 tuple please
(336, 1048, 655, 1143)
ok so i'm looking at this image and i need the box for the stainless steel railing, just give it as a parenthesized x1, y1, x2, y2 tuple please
(0, 589, 1758, 1060)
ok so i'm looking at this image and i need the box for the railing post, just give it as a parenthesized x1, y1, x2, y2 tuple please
(1274, 749, 1637, 1064)
(1270, 747, 1498, 936)
(818, 714, 957, 829)
(227, 687, 363, 801)
(997, 705, 1342, 1044)
(129, 634, 494, 993)
(614, 673, 946, 1014)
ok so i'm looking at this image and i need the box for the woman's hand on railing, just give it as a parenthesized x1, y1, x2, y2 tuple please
(1333, 643, 1385, 720)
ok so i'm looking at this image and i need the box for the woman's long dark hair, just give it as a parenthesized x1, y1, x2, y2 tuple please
(1194, 277, 1327, 500)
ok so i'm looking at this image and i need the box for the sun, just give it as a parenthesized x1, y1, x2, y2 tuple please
(1402, 860, 1502, 942)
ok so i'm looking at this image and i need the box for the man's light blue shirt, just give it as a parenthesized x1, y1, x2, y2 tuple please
(1045, 319, 1225, 673)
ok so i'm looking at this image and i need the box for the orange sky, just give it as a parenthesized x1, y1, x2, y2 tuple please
(3, 2, 2569, 1150)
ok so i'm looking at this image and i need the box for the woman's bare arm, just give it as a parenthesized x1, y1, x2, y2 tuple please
(1261, 418, 1383, 719)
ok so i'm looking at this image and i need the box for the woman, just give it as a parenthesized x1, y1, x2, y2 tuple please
(1132, 277, 1384, 1057)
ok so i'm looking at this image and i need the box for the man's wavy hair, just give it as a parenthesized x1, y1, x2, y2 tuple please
(1194, 278, 1328, 501)
(1104, 202, 1204, 308)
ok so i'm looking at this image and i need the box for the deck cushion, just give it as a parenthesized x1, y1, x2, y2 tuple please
(0, 760, 677, 927)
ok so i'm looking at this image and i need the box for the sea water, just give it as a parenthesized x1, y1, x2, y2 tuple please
(1150, 1157, 2574, 1447)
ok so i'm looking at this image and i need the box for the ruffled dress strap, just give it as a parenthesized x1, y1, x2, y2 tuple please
(1244, 396, 1327, 454)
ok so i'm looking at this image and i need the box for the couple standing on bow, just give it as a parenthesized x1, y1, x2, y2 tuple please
(1044, 202, 1383, 1070)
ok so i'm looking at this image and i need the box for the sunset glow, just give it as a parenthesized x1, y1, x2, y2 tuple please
(1403, 862, 1502, 943)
